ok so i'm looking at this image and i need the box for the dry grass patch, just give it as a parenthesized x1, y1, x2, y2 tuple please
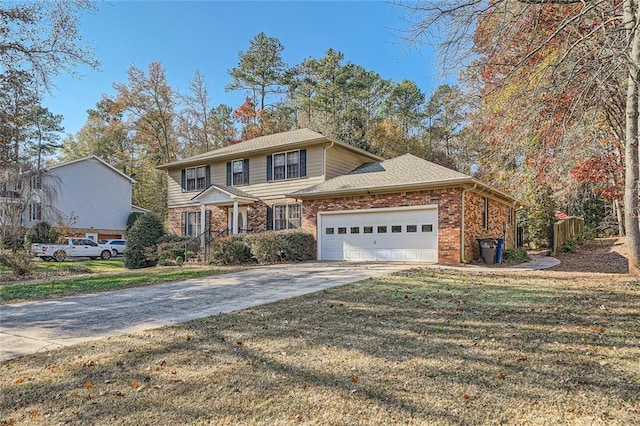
(1, 268, 639, 425)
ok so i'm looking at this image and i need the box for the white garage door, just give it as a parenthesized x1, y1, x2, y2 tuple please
(319, 206, 438, 262)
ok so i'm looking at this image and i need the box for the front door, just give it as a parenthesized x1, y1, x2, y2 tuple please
(228, 206, 248, 233)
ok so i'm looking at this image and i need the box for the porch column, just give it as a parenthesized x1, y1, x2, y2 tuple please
(200, 203, 206, 248)
(232, 200, 239, 234)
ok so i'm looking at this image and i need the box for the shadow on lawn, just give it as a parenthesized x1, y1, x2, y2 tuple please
(1, 269, 639, 424)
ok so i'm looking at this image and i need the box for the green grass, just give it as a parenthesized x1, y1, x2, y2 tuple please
(1, 268, 638, 425)
(0, 265, 235, 303)
(0, 258, 126, 274)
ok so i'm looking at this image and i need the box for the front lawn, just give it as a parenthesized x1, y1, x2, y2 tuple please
(0, 258, 127, 275)
(0, 261, 236, 303)
(1, 266, 638, 425)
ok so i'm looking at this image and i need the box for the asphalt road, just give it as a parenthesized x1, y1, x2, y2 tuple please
(0, 262, 417, 363)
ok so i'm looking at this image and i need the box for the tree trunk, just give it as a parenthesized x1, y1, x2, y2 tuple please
(624, 0, 640, 273)
(614, 199, 625, 236)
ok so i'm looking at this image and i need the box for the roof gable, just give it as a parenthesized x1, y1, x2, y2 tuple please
(48, 156, 135, 183)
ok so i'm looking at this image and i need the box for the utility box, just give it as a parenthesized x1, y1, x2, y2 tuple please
(478, 238, 497, 265)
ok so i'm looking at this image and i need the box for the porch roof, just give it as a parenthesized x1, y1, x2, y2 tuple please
(191, 184, 259, 206)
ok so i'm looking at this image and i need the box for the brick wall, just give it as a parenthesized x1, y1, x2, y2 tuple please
(463, 191, 515, 261)
(302, 188, 463, 264)
(167, 197, 303, 236)
(62, 228, 125, 240)
(167, 206, 227, 236)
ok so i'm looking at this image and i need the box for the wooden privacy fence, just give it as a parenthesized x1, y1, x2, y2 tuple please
(553, 217, 585, 255)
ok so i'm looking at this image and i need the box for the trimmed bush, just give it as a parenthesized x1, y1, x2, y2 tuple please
(0, 250, 34, 276)
(275, 230, 315, 261)
(208, 231, 315, 265)
(24, 221, 58, 247)
(157, 234, 196, 262)
(502, 248, 529, 263)
(124, 213, 165, 269)
(245, 232, 282, 263)
(210, 235, 252, 265)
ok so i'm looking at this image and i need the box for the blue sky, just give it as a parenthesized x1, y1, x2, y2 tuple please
(43, 1, 453, 136)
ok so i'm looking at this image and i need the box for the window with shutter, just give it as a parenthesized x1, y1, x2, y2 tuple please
(270, 149, 302, 181)
(184, 166, 208, 191)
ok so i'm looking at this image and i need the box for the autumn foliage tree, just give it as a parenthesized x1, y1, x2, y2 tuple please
(401, 0, 640, 269)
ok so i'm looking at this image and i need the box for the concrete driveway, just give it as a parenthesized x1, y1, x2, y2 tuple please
(0, 262, 416, 363)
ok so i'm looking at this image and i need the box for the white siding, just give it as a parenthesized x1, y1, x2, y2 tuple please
(37, 158, 132, 230)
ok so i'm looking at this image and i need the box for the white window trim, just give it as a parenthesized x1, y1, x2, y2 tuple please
(185, 211, 201, 237)
(185, 166, 207, 192)
(232, 159, 245, 186)
(29, 203, 42, 222)
(273, 203, 302, 230)
(272, 149, 300, 181)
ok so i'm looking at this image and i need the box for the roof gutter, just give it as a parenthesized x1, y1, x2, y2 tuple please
(460, 183, 478, 263)
(323, 140, 335, 177)
(289, 178, 473, 199)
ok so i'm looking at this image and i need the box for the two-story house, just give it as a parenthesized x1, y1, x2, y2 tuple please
(158, 128, 517, 264)
(22, 156, 146, 241)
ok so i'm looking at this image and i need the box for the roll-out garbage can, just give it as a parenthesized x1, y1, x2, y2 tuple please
(495, 238, 504, 264)
(478, 238, 497, 265)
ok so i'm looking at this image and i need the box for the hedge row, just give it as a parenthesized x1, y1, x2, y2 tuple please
(210, 230, 315, 265)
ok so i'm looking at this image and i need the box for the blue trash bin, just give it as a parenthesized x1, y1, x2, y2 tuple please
(495, 238, 504, 264)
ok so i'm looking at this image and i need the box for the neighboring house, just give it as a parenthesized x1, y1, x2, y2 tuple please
(22, 156, 143, 241)
(157, 128, 517, 264)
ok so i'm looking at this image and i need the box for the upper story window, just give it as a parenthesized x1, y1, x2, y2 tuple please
(233, 160, 245, 185)
(186, 166, 206, 191)
(30, 173, 41, 190)
(181, 165, 210, 192)
(226, 159, 249, 186)
(268, 149, 306, 181)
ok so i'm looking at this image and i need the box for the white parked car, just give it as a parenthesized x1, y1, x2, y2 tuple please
(31, 238, 113, 261)
(102, 239, 127, 256)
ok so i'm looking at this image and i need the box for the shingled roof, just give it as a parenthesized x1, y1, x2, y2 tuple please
(157, 128, 380, 169)
(290, 153, 512, 200)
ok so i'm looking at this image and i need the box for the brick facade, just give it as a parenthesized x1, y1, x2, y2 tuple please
(167, 205, 227, 236)
(463, 191, 515, 261)
(167, 197, 303, 237)
(166, 188, 514, 265)
(302, 188, 463, 264)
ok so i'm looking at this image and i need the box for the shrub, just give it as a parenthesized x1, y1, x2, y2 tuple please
(157, 234, 195, 262)
(0, 250, 34, 276)
(502, 248, 529, 263)
(24, 221, 58, 247)
(245, 232, 282, 263)
(124, 213, 165, 269)
(275, 230, 315, 262)
(126, 212, 145, 231)
(210, 236, 252, 265)
(561, 238, 578, 253)
(244, 230, 315, 264)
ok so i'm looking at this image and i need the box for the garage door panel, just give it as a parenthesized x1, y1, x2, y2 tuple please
(320, 207, 438, 263)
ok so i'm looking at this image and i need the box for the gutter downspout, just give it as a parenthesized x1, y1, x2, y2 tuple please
(460, 183, 478, 263)
(317, 141, 334, 261)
